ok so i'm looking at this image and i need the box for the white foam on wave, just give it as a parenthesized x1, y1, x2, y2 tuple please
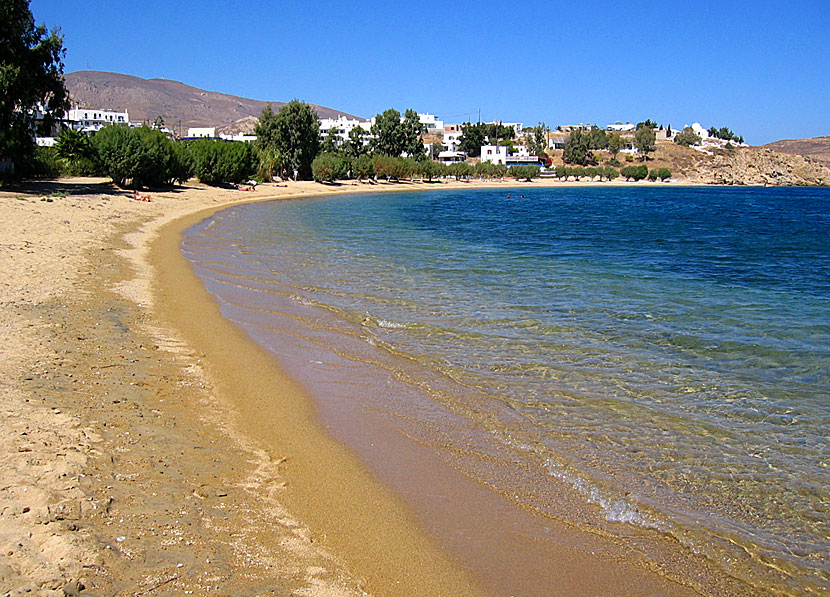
(289, 294, 315, 307)
(377, 318, 408, 329)
(543, 458, 665, 531)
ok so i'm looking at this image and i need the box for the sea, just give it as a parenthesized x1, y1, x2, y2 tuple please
(182, 185, 829, 594)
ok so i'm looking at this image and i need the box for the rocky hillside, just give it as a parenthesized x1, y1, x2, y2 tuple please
(63, 71, 361, 134)
(761, 136, 830, 167)
(548, 141, 830, 186)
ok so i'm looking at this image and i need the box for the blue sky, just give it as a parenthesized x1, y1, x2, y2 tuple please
(31, 0, 830, 145)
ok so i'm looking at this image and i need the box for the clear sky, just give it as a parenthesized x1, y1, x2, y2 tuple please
(30, 0, 830, 145)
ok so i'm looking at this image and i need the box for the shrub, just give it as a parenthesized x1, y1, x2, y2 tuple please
(311, 152, 348, 182)
(657, 167, 672, 181)
(621, 165, 648, 181)
(604, 166, 619, 180)
(94, 125, 191, 188)
(648, 169, 659, 181)
(190, 139, 255, 185)
(509, 165, 540, 181)
(353, 154, 374, 181)
(674, 126, 702, 147)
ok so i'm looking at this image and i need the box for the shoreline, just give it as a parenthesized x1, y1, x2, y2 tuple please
(1, 176, 757, 595)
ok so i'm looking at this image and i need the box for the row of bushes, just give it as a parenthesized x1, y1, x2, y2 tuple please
(311, 153, 542, 183)
(553, 164, 672, 181)
(46, 125, 258, 188)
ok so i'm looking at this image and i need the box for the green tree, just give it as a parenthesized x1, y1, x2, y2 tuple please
(352, 154, 374, 181)
(657, 167, 672, 181)
(312, 152, 348, 182)
(254, 100, 320, 180)
(54, 127, 98, 175)
(370, 108, 404, 156)
(674, 126, 701, 147)
(586, 126, 608, 150)
(621, 164, 648, 181)
(634, 126, 656, 160)
(458, 122, 486, 157)
(152, 115, 165, 130)
(343, 126, 368, 159)
(509, 165, 540, 181)
(1, 0, 69, 181)
(402, 109, 426, 160)
(562, 129, 593, 165)
(190, 139, 255, 185)
(606, 133, 624, 164)
(527, 122, 549, 155)
(636, 119, 658, 130)
(320, 127, 340, 154)
(93, 124, 191, 188)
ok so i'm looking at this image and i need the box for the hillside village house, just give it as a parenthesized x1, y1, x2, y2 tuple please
(65, 107, 129, 133)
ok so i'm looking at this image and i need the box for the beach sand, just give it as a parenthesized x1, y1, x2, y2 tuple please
(1, 176, 733, 596)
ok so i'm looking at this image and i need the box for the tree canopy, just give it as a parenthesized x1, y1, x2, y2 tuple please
(562, 129, 593, 165)
(634, 126, 657, 160)
(674, 126, 702, 147)
(1, 0, 69, 180)
(254, 100, 320, 180)
(369, 108, 425, 159)
(458, 122, 515, 157)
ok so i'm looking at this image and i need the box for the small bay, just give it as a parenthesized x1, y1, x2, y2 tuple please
(183, 185, 830, 594)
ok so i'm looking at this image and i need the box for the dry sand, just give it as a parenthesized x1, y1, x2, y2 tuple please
(0, 175, 725, 596)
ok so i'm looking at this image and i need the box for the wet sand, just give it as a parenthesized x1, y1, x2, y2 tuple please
(1, 176, 739, 595)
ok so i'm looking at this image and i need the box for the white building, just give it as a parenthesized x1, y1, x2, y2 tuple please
(418, 113, 444, 133)
(480, 145, 508, 165)
(444, 130, 463, 151)
(607, 121, 636, 132)
(187, 127, 216, 138)
(319, 115, 372, 146)
(689, 122, 710, 140)
(65, 107, 129, 133)
(218, 132, 257, 142)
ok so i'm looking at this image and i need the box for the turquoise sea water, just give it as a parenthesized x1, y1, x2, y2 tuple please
(183, 186, 829, 593)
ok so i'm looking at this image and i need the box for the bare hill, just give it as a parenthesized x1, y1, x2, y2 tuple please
(63, 71, 362, 135)
(761, 136, 830, 167)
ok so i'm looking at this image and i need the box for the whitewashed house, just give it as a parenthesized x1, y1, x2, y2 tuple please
(187, 127, 216, 138)
(480, 145, 508, 164)
(65, 108, 129, 133)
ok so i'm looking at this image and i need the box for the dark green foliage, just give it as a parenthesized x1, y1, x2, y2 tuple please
(526, 122, 549, 155)
(634, 127, 657, 160)
(657, 167, 672, 181)
(93, 125, 191, 188)
(674, 126, 701, 147)
(447, 161, 473, 180)
(586, 126, 608, 150)
(458, 122, 515, 157)
(311, 152, 348, 182)
(54, 127, 100, 175)
(648, 169, 659, 181)
(254, 100, 320, 180)
(320, 127, 340, 154)
(606, 133, 624, 162)
(190, 139, 255, 185)
(419, 159, 443, 181)
(352, 154, 374, 181)
(605, 166, 619, 180)
(636, 119, 658, 130)
(28, 145, 62, 178)
(370, 109, 404, 157)
(621, 165, 648, 181)
(562, 129, 593, 165)
(707, 125, 743, 144)
(344, 126, 368, 159)
(1, 0, 69, 182)
(401, 109, 427, 160)
(509, 165, 540, 181)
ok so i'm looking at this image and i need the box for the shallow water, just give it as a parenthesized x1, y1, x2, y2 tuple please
(183, 186, 830, 594)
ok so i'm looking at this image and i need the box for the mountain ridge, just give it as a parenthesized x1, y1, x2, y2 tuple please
(63, 71, 362, 135)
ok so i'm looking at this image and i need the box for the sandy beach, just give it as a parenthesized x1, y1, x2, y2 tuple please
(1, 176, 743, 596)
